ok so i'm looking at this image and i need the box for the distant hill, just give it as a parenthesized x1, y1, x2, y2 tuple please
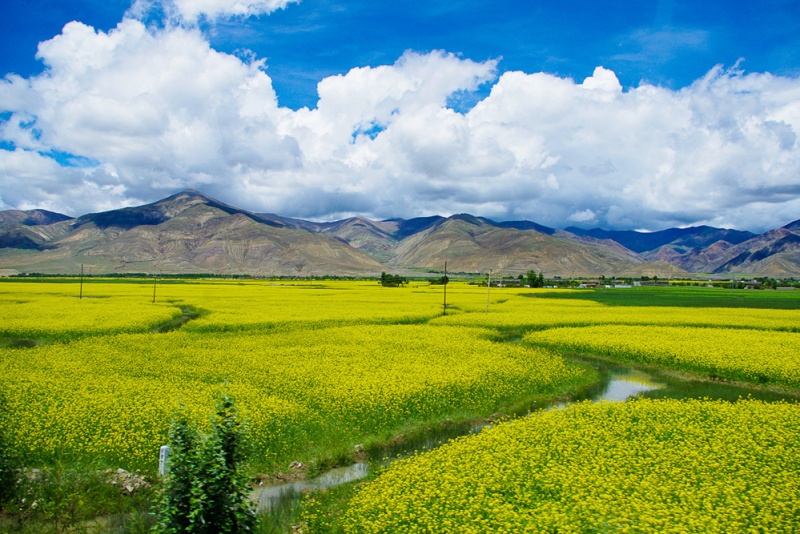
(0, 209, 73, 228)
(0, 209, 75, 249)
(708, 221, 800, 276)
(76, 188, 285, 231)
(565, 226, 756, 253)
(494, 219, 557, 235)
(387, 215, 642, 277)
(0, 190, 384, 276)
(0, 190, 798, 276)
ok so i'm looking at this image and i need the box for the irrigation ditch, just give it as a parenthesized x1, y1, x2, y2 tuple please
(252, 350, 799, 520)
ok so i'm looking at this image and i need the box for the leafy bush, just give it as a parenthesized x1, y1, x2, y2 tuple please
(156, 395, 256, 533)
(0, 396, 17, 507)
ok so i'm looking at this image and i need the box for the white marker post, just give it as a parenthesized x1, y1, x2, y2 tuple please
(158, 445, 171, 476)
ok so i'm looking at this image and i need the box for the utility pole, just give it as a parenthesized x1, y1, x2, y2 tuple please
(153, 273, 158, 304)
(443, 261, 447, 316)
(485, 269, 492, 313)
(79, 264, 84, 299)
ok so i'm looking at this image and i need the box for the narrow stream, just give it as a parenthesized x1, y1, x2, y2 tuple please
(253, 354, 797, 513)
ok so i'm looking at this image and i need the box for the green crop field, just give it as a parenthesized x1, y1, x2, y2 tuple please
(533, 284, 800, 309)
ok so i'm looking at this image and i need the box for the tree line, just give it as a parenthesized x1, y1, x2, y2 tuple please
(380, 272, 408, 287)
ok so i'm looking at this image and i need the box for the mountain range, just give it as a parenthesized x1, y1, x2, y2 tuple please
(0, 189, 798, 278)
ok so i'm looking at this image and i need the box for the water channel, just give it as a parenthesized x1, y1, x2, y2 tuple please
(253, 354, 798, 514)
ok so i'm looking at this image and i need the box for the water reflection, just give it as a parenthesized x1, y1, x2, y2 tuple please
(573, 355, 797, 404)
(595, 370, 663, 402)
(255, 462, 368, 513)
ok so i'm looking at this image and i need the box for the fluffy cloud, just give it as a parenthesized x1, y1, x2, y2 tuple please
(568, 209, 598, 224)
(1, 18, 300, 211)
(127, 0, 296, 24)
(1, 18, 800, 232)
(0, 149, 139, 215)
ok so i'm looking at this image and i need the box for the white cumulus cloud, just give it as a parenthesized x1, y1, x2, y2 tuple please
(568, 209, 598, 224)
(1, 16, 800, 232)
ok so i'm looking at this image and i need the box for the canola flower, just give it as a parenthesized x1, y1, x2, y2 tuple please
(526, 324, 800, 389)
(0, 323, 585, 470)
(155, 280, 447, 332)
(434, 292, 800, 332)
(3, 273, 800, 529)
(0, 281, 181, 340)
(341, 399, 800, 533)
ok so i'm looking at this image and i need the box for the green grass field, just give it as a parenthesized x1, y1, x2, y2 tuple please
(533, 284, 800, 309)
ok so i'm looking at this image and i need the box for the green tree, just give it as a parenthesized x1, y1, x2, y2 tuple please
(157, 418, 198, 533)
(156, 395, 255, 534)
(0, 396, 17, 508)
(200, 395, 255, 533)
(380, 272, 406, 287)
(526, 270, 545, 288)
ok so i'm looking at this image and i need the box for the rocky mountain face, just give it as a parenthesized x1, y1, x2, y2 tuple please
(385, 215, 647, 277)
(0, 190, 384, 276)
(0, 209, 75, 249)
(566, 223, 800, 277)
(0, 209, 73, 227)
(0, 190, 797, 277)
(565, 226, 757, 253)
(709, 224, 800, 276)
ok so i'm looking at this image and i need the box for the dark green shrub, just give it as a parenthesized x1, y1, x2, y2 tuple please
(0, 396, 18, 508)
(156, 395, 256, 533)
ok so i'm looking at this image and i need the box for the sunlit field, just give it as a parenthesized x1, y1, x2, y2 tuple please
(341, 399, 800, 533)
(0, 279, 590, 472)
(1, 278, 798, 531)
(527, 324, 800, 389)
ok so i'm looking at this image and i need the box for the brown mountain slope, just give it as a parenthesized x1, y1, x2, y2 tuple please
(0, 209, 73, 228)
(644, 240, 735, 273)
(0, 209, 75, 249)
(0, 190, 384, 276)
(617, 260, 693, 278)
(315, 217, 398, 261)
(390, 215, 644, 277)
(2, 190, 797, 276)
(710, 223, 800, 276)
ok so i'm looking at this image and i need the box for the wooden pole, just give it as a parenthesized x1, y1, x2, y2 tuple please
(443, 261, 447, 316)
(153, 274, 157, 304)
(79, 264, 84, 299)
(485, 269, 492, 313)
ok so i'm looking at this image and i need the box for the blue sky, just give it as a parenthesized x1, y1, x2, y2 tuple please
(4, 1, 799, 110)
(1, 0, 799, 231)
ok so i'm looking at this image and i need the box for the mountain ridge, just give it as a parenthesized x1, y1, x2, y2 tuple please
(564, 225, 757, 253)
(0, 190, 798, 277)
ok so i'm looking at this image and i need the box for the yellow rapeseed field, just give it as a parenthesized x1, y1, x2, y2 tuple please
(0, 281, 587, 470)
(526, 324, 800, 389)
(341, 399, 800, 533)
(435, 292, 800, 332)
(3, 279, 800, 531)
(0, 281, 180, 340)
(175, 280, 446, 332)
